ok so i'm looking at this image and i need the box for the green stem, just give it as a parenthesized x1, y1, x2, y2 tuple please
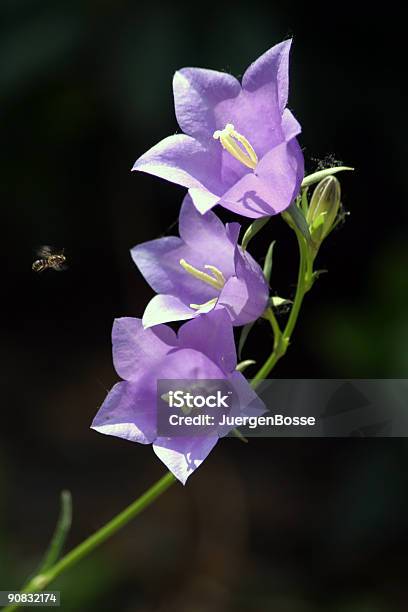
(251, 229, 313, 386)
(4, 472, 175, 612)
(263, 307, 281, 351)
(283, 229, 313, 340)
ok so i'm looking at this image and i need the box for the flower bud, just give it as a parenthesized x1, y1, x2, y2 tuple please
(306, 175, 341, 244)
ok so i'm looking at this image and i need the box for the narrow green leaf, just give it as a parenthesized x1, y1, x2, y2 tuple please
(263, 240, 276, 285)
(236, 359, 256, 372)
(37, 490, 72, 574)
(241, 217, 271, 250)
(232, 428, 248, 443)
(313, 268, 328, 280)
(283, 201, 311, 242)
(238, 321, 255, 359)
(301, 166, 354, 188)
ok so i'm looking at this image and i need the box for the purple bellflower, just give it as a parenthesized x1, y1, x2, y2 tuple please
(133, 39, 304, 218)
(91, 310, 265, 484)
(131, 195, 269, 328)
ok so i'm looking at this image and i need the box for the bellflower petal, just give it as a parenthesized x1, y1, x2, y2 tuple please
(242, 39, 291, 112)
(131, 234, 217, 305)
(225, 222, 241, 246)
(91, 381, 157, 445)
(153, 434, 219, 485)
(173, 68, 241, 138)
(218, 277, 261, 326)
(188, 187, 220, 214)
(229, 371, 266, 419)
(217, 371, 266, 437)
(179, 191, 229, 249)
(142, 294, 198, 328)
(112, 317, 177, 382)
(178, 309, 237, 374)
(133, 134, 223, 196)
(219, 245, 269, 325)
(282, 108, 302, 141)
(131, 236, 183, 295)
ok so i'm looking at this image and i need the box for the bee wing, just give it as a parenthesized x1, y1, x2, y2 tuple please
(54, 261, 68, 271)
(36, 245, 54, 257)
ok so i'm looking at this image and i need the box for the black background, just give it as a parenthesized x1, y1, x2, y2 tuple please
(1, 1, 408, 610)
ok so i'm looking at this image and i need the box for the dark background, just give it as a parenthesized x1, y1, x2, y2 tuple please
(1, 1, 408, 610)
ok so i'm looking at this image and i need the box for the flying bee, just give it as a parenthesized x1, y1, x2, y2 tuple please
(32, 246, 67, 273)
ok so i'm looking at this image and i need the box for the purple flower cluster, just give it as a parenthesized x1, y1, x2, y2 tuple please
(92, 40, 303, 483)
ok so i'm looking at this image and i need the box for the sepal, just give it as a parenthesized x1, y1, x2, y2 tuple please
(301, 166, 353, 188)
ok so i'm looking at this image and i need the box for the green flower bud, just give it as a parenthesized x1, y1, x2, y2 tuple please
(306, 175, 341, 244)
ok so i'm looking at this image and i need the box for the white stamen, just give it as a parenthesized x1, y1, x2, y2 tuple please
(179, 259, 225, 290)
(213, 123, 258, 169)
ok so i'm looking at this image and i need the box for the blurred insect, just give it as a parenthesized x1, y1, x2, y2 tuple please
(32, 246, 67, 273)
